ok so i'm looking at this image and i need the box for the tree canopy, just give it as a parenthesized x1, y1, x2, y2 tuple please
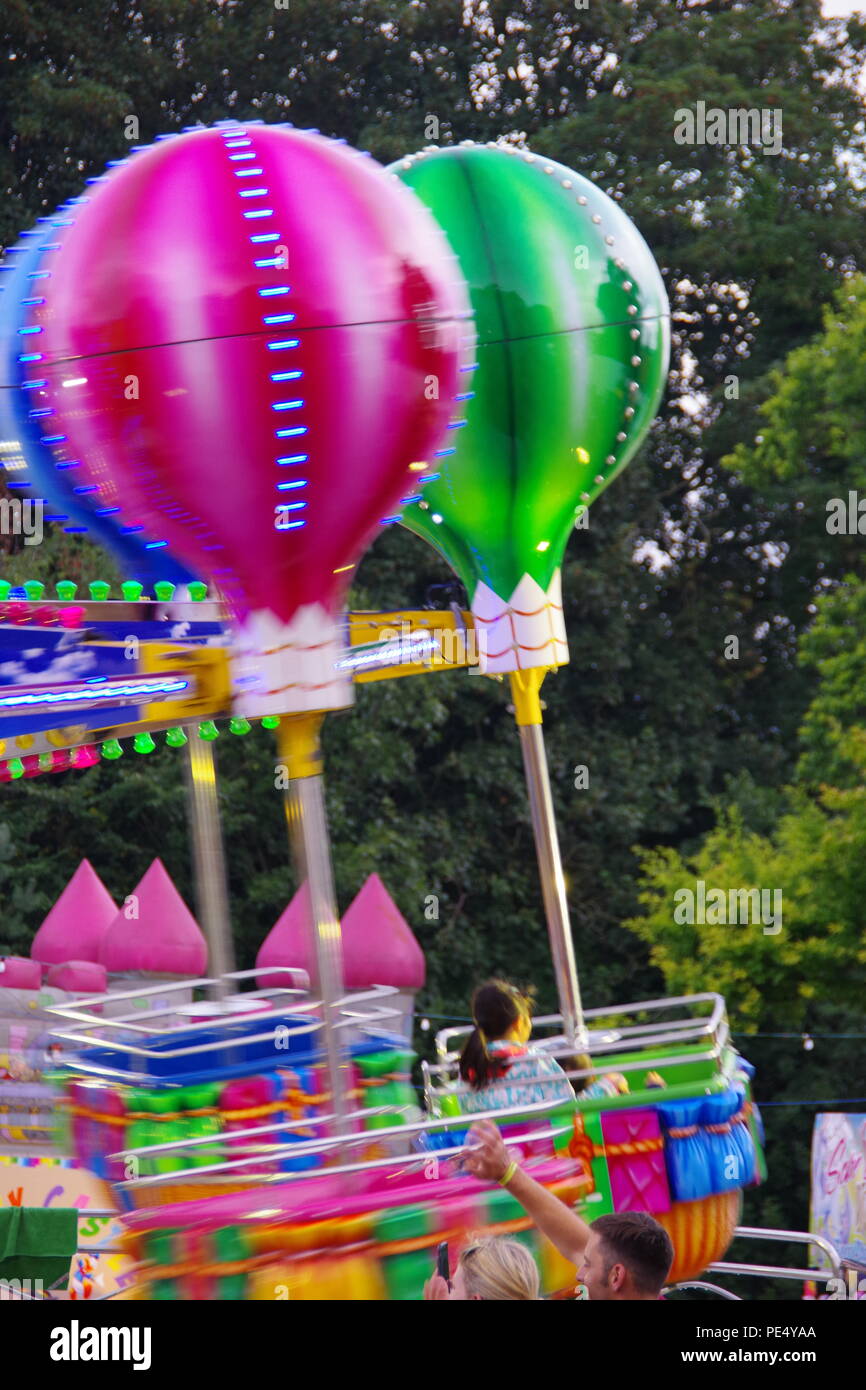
(3, 0, 866, 1251)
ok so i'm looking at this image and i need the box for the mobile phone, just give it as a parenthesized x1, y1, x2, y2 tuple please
(436, 1240, 450, 1285)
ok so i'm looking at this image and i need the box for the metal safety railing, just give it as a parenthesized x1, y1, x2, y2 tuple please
(424, 992, 732, 1113)
(41, 975, 435, 1193)
(708, 1225, 844, 1286)
(110, 1091, 578, 1192)
(45, 967, 310, 1041)
(666, 1227, 851, 1300)
(664, 1280, 743, 1300)
(45, 975, 403, 1085)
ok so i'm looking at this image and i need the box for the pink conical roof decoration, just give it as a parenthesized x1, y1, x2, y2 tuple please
(342, 874, 425, 990)
(31, 859, 118, 965)
(256, 881, 312, 989)
(98, 859, 207, 975)
(256, 876, 425, 991)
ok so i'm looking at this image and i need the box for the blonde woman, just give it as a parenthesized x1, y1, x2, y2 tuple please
(423, 1236, 540, 1301)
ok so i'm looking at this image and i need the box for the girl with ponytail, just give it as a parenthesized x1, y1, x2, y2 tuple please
(457, 979, 573, 1115)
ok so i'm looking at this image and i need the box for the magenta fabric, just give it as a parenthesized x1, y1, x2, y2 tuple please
(219, 1073, 280, 1174)
(45, 960, 108, 994)
(70, 1081, 125, 1167)
(341, 874, 425, 989)
(32, 125, 472, 626)
(600, 1107, 671, 1215)
(255, 881, 311, 989)
(98, 859, 207, 975)
(122, 1154, 579, 1234)
(31, 860, 117, 965)
(258, 873, 425, 990)
(0, 957, 42, 989)
(498, 1118, 558, 1163)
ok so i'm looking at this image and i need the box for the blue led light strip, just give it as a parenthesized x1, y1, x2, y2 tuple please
(0, 677, 190, 711)
(219, 123, 310, 536)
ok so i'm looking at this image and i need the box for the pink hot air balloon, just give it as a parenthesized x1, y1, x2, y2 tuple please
(29, 124, 473, 715)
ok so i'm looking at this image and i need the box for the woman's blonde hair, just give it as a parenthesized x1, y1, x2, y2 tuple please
(459, 1236, 540, 1301)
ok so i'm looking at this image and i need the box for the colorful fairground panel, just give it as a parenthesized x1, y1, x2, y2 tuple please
(0, 83, 858, 1324)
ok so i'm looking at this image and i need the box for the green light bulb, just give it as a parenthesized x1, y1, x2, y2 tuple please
(229, 717, 251, 736)
(101, 739, 123, 760)
(8, 759, 24, 779)
(261, 716, 280, 730)
(188, 582, 208, 602)
(121, 581, 143, 602)
(56, 580, 77, 601)
(0, 582, 11, 601)
(165, 727, 188, 748)
(24, 580, 45, 601)
(154, 581, 176, 603)
(198, 721, 219, 741)
(89, 581, 111, 601)
(38, 752, 53, 772)
(134, 732, 156, 754)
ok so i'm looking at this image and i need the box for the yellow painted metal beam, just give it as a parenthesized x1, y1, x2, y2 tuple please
(346, 609, 479, 684)
(1, 611, 480, 754)
(139, 642, 232, 723)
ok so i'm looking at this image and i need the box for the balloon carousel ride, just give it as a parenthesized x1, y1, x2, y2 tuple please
(0, 123, 768, 1298)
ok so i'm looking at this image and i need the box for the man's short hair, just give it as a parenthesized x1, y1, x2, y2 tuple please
(592, 1212, 674, 1294)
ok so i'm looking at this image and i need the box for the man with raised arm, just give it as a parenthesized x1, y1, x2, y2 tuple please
(464, 1119, 674, 1301)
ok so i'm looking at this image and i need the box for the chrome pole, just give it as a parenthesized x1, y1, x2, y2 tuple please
(183, 735, 235, 998)
(516, 721, 585, 1045)
(279, 722, 349, 1134)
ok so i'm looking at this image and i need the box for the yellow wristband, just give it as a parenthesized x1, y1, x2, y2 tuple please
(498, 1160, 519, 1187)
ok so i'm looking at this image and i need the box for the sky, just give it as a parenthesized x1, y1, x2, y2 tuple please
(823, 1, 866, 14)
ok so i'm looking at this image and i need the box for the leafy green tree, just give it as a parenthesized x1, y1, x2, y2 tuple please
(625, 565, 866, 1027)
(725, 277, 866, 628)
(3, 2, 866, 1251)
(797, 574, 866, 790)
(625, 773, 866, 1029)
(3, 0, 866, 1015)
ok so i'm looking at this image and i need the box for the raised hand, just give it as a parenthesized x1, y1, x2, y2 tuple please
(464, 1119, 511, 1182)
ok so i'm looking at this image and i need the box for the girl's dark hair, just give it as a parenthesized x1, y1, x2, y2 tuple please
(458, 980, 532, 1091)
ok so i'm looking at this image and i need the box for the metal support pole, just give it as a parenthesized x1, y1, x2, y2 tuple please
(510, 671, 585, 1045)
(278, 717, 349, 1134)
(183, 735, 236, 999)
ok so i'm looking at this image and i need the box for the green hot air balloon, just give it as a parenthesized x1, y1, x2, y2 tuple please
(389, 144, 670, 1042)
(389, 143, 669, 675)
